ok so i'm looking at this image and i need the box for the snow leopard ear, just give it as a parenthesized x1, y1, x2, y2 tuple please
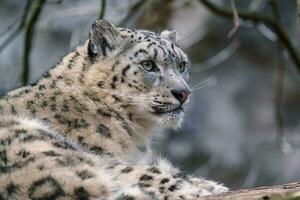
(160, 30, 177, 43)
(88, 20, 121, 58)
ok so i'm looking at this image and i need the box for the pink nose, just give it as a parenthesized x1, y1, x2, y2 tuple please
(171, 89, 191, 104)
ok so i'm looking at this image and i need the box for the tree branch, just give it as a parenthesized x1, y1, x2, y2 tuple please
(198, 0, 300, 76)
(200, 182, 300, 200)
(267, 0, 292, 153)
(22, 0, 46, 85)
(228, 0, 239, 37)
(98, 0, 106, 20)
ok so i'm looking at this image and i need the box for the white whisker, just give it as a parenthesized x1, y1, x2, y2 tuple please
(191, 76, 217, 89)
(191, 77, 217, 92)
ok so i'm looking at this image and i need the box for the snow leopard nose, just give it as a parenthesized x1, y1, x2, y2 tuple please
(171, 89, 190, 104)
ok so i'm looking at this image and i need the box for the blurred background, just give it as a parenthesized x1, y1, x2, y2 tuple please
(0, 0, 299, 189)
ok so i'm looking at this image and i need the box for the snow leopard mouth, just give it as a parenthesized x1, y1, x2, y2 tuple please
(151, 106, 184, 115)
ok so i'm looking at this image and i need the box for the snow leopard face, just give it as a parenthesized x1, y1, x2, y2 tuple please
(87, 20, 191, 127)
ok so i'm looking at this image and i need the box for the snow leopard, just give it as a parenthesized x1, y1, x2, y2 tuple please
(0, 20, 228, 200)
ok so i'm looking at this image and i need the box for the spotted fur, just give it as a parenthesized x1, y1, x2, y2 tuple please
(0, 20, 228, 199)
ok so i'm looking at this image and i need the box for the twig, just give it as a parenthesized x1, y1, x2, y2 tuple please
(0, 0, 33, 53)
(274, 40, 289, 152)
(268, 0, 292, 153)
(98, 0, 106, 20)
(228, 0, 239, 37)
(198, 0, 300, 76)
(192, 39, 240, 72)
(22, 0, 46, 85)
(256, 23, 277, 41)
(242, 158, 260, 188)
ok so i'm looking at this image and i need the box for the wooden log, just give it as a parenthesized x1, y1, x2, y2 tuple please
(201, 182, 300, 200)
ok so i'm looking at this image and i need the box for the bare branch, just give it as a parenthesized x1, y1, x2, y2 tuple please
(200, 182, 300, 200)
(268, 0, 293, 153)
(256, 23, 277, 41)
(274, 42, 290, 153)
(198, 0, 300, 76)
(192, 39, 240, 72)
(22, 0, 46, 85)
(228, 0, 239, 37)
(98, 0, 106, 20)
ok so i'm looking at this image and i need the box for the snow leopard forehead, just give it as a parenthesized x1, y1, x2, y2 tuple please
(117, 28, 190, 67)
(88, 20, 190, 70)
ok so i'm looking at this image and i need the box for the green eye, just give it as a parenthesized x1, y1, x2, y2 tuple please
(178, 62, 186, 73)
(140, 60, 159, 72)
